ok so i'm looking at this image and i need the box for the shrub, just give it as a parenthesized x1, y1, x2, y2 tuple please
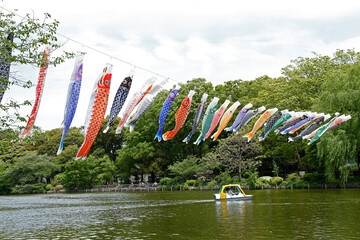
(294, 180, 308, 189)
(270, 177, 284, 186)
(11, 183, 46, 194)
(286, 173, 300, 183)
(185, 179, 198, 187)
(197, 176, 207, 186)
(45, 184, 54, 191)
(215, 172, 232, 186)
(247, 171, 259, 188)
(256, 177, 271, 188)
(300, 173, 318, 183)
(207, 180, 218, 188)
(160, 177, 172, 186)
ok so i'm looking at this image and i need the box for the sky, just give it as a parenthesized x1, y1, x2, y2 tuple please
(2, 0, 360, 131)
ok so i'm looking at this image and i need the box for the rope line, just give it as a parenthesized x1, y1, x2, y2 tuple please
(0, 5, 182, 84)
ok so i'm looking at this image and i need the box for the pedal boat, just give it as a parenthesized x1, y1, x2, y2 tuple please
(214, 184, 253, 201)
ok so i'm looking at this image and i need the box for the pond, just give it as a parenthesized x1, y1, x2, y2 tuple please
(1, 189, 359, 239)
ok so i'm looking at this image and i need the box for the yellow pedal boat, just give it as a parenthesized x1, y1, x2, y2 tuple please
(214, 184, 253, 201)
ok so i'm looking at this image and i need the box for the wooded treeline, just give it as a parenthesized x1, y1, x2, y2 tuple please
(0, 49, 359, 194)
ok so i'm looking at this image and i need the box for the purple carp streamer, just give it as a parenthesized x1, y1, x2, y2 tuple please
(275, 112, 304, 134)
(280, 113, 312, 135)
(125, 80, 165, 132)
(154, 86, 180, 142)
(76, 64, 113, 159)
(234, 106, 266, 134)
(0, 33, 13, 103)
(103, 73, 133, 133)
(183, 93, 208, 144)
(57, 52, 84, 155)
(116, 77, 155, 134)
(19, 45, 51, 138)
(225, 103, 252, 132)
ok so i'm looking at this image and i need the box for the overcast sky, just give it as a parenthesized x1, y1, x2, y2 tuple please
(2, 0, 360, 131)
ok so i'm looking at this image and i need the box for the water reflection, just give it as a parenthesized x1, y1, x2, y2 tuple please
(0, 190, 360, 239)
(215, 200, 252, 239)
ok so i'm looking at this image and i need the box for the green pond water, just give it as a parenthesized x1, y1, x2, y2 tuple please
(1, 189, 360, 239)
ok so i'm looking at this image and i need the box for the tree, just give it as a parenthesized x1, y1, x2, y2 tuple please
(312, 61, 360, 182)
(62, 155, 116, 190)
(0, 9, 74, 146)
(0, 152, 60, 193)
(168, 155, 202, 181)
(204, 134, 261, 182)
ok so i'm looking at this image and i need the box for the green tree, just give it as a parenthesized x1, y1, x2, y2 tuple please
(0, 9, 74, 150)
(168, 155, 202, 181)
(312, 61, 360, 182)
(0, 152, 60, 193)
(204, 134, 261, 182)
(62, 155, 116, 190)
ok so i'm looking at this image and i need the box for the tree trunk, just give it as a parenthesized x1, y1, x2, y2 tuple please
(239, 162, 242, 183)
(295, 146, 301, 164)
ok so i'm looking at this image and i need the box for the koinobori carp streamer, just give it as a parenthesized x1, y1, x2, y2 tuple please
(211, 101, 240, 141)
(103, 73, 133, 133)
(225, 103, 252, 132)
(163, 90, 195, 141)
(0, 33, 13, 103)
(76, 64, 113, 159)
(243, 108, 277, 142)
(125, 80, 166, 132)
(154, 86, 180, 142)
(19, 45, 51, 138)
(116, 77, 155, 134)
(234, 106, 266, 134)
(194, 97, 219, 145)
(183, 93, 208, 144)
(57, 52, 84, 155)
(203, 99, 230, 141)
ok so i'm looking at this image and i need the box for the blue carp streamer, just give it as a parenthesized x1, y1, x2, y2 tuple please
(57, 53, 84, 155)
(154, 86, 180, 142)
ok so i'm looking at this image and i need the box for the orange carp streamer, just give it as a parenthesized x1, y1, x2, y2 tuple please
(243, 107, 277, 142)
(76, 64, 113, 160)
(162, 90, 195, 141)
(211, 101, 240, 141)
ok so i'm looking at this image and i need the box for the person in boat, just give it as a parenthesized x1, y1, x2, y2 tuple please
(227, 187, 234, 195)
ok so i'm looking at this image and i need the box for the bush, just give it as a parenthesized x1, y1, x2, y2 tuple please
(294, 180, 308, 189)
(287, 173, 300, 183)
(11, 183, 46, 194)
(185, 179, 198, 187)
(256, 177, 271, 188)
(301, 173, 319, 183)
(270, 177, 283, 186)
(215, 172, 232, 185)
(45, 184, 54, 191)
(197, 176, 207, 186)
(160, 177, 172, 186)
(207, 180, 218, 188)
(247, 171, 259, 188)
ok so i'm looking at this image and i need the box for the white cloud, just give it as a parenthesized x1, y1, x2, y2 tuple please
(2, 0, 360, 130)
